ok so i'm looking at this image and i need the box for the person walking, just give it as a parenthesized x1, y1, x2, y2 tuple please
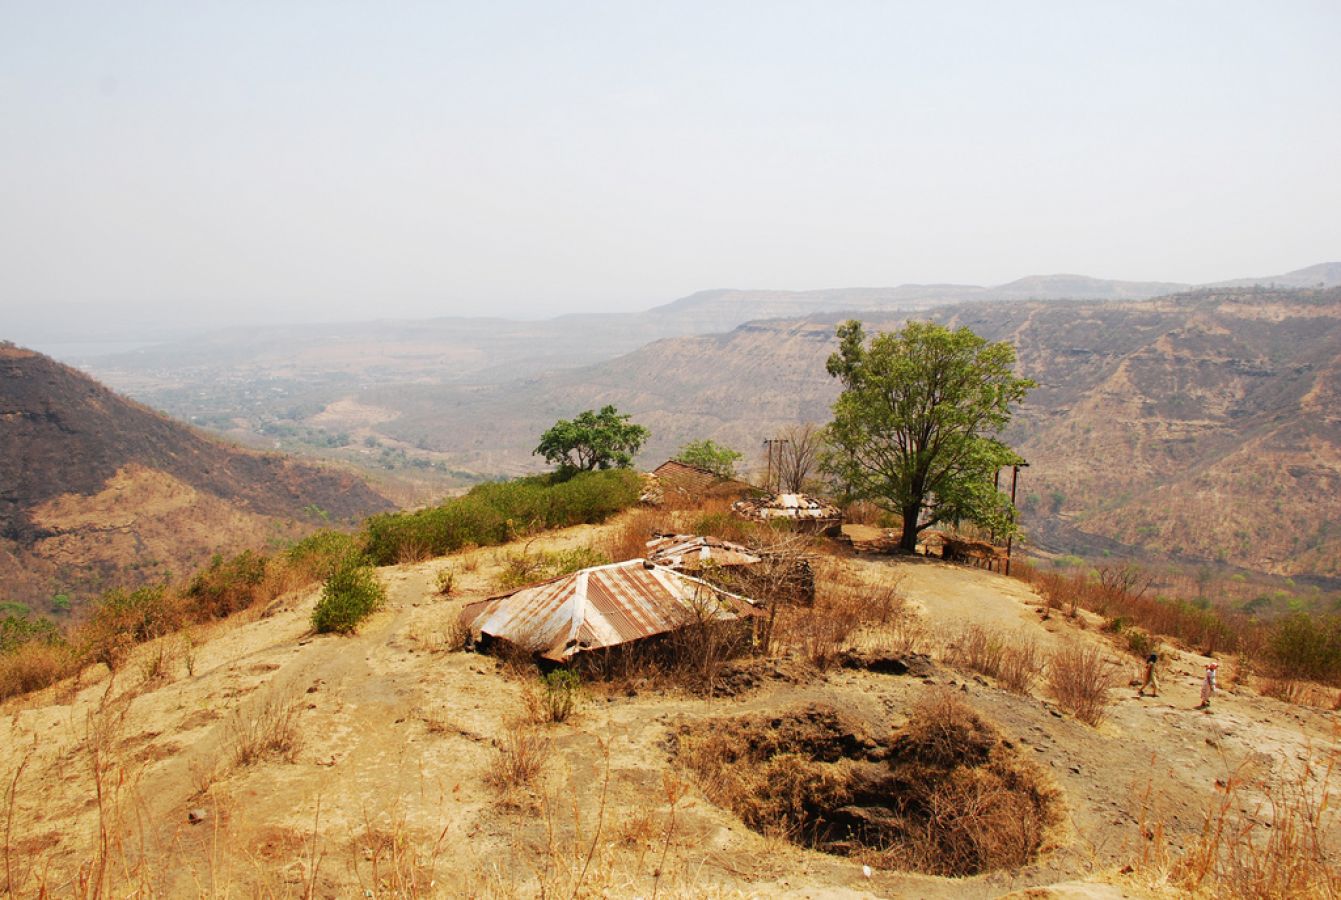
(1196, 661, 1218, 709)
(1137, 652, 1159, 697)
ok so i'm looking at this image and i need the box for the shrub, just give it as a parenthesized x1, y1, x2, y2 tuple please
(286, 529, 363, 580)
(363, 469, 641, 565)
(0, 614, 62, 655)
(312, 555, 386, 634)
(538, 669, 581, 723)
(229, 692, 302, 766)
(0, 640, 73, 700)
(947, 625, 1042, 695)
(185, 550, 270, 618)
(485, 721, 550, 793)
(81, 584, 182, 669)
(1265, 613, 1341, 684)
(1048, 645, 1121, 726)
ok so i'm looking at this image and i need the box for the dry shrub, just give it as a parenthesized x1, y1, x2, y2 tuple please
(1259, 678, 1341, 710)
(1151, 745, 1341, 898)
(228, 692, 302, 767)
(674, 695, 1062, 877)
(136, 638, 181, 688)
(998, 640, 1044, 695)
(0, 641, 73, 701)
(774, 565, 884, 667)
(599, 508, 671, 563)
(945, 625, 1043, 695)
(486, 720, 550, 795)
(1048, 644, 1121, 726)
(494, 546, 609, 591)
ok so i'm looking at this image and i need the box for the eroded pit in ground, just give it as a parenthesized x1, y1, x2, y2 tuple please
(672, 693, 1064, 876)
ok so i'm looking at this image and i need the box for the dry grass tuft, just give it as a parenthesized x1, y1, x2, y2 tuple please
(228, 691, 302, 767)
(485, 720, 551, 797)
(946, 625, 1043, 695)
(1133, 740, 1341, 898)
(1047, 644, 1122, 726)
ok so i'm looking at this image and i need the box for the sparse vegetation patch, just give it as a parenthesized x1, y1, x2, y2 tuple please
(674, 694, 1062, 876)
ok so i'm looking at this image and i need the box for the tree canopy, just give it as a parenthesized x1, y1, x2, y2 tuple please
(534, 405, 649, 473)
(674, 439, 742, 478)
(823, 320, 1034, 552)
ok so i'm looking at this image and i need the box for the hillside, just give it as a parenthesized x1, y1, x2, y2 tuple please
(2, 513, 1334, 896)
(364, 287, 1341, 577)
(0, 344, 393, 610)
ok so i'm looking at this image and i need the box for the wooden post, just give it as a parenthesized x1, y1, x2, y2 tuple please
(1005, 464, 1023, 576)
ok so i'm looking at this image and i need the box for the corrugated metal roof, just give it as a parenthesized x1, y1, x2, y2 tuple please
(732, 493, 843, 521)
(645, 533, 762, 569)
(460, 559, 760, 661)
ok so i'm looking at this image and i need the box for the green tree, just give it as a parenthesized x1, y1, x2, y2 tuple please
(534, 405, 649, 473)
(675, 439, 743, 478)
(823, 320, 1035, 552)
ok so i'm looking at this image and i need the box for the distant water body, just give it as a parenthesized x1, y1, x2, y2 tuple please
(27, 340, 162, 364)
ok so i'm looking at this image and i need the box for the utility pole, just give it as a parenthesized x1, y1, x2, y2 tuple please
(1005, 462, 1028, 576)
(762, 438, 784, 492)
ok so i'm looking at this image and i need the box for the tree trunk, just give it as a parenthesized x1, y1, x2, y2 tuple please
(899, 504, 921, 553)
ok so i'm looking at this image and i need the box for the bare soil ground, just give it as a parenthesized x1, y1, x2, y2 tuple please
(2, 515, 1336, 897)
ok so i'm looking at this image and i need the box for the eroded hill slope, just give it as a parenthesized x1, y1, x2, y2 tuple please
(2, 515, 1334, 897)
(0, 343, 392, 609)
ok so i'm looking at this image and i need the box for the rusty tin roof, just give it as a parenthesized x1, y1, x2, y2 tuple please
(645, 533, 762, 569)
(459, 559, 760, 661)
(732, 493, 842, 521)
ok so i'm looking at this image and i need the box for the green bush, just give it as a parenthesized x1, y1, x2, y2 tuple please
(286, 529, 364, 579)
(312, 555, 386, 634)
(0, 614, 64, 655)
(540, 669, 581, 722)
(1266, 613, 1341, 684)
(363, 469, 641, 565)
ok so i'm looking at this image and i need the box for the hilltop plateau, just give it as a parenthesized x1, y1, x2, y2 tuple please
(0, 344, 392, 610)
(2, 509, 1335, 897)
(356, 287, 1341, 578)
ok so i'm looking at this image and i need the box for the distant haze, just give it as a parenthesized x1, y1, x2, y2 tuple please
(2, 2, 1339, 342)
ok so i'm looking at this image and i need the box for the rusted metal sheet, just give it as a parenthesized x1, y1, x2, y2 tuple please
(460, 559, 760, 661)
(645, 533, 762, 570)
(732, 493, 843, 535)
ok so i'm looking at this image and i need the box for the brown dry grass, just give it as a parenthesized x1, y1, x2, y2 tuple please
(1047, 644, 1122, 726)
(946, 624, 1044, 695)
(674, 693, 1063, 877)
(485, 719, 551, 798)
(227, 691, 302, 767)
(1134, 735, 1341, 899)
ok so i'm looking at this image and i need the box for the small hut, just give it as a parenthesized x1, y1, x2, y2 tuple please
(458, 559, 760, 662)
(731, 493, 843, 536)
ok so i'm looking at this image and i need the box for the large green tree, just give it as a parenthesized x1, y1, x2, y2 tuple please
(535, 405, 649, 473)
(823, 320, 1035, 552)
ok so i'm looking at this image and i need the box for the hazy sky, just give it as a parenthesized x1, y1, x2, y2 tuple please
(2, 1, 1339, 340)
